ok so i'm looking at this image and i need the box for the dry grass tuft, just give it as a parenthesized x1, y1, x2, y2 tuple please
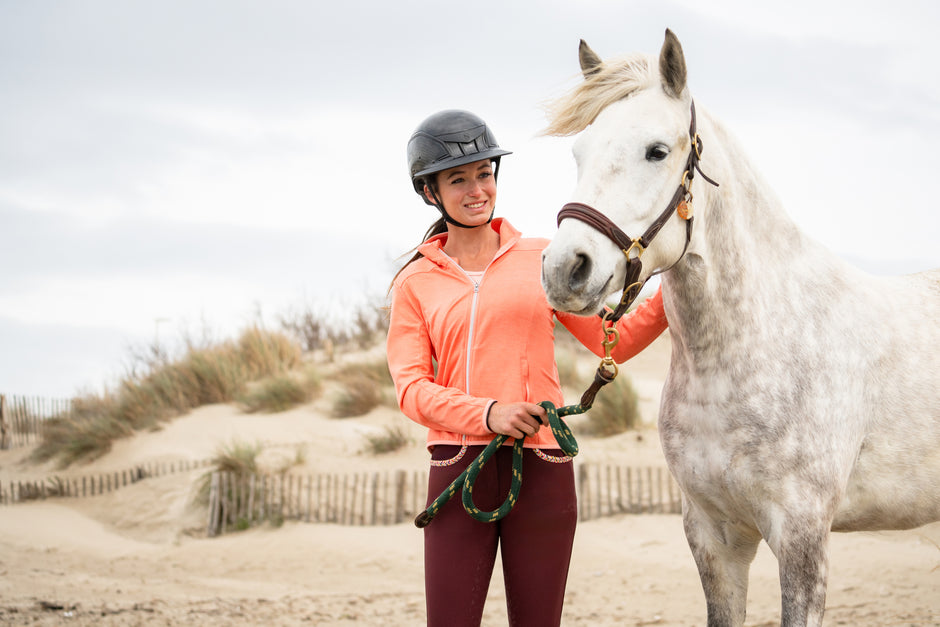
(330, 371, 384, 418)
(363, 424, 410, 455)
(33, 327, 302, 467)
(239, 370, 321, 413)
(555, 348, 585, 390)
(582, 374, 641, 436)
(328, 358, 395, 418)
(193, 439, 263, 507)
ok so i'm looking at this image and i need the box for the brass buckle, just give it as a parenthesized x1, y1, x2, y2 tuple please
(620, 281, 643, 306)
(624, 238, 645, 260)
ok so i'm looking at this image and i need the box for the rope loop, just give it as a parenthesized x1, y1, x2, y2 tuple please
(415, 400, 583, 528)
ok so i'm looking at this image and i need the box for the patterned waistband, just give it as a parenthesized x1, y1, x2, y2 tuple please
(430, 438, 572, 467)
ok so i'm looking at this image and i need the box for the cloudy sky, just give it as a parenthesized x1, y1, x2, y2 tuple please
(2, 0, 938, 397)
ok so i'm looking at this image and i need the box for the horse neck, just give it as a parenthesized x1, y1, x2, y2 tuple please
(664, 114, 824, 346)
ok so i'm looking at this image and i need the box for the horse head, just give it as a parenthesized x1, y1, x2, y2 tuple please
(541, 30, 708, 317)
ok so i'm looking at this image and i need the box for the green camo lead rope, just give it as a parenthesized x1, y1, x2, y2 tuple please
(414, 400, 585, 528)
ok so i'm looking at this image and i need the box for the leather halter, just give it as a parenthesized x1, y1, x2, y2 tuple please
(556, 100, 719, 322)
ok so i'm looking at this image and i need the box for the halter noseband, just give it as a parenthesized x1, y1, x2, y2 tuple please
(556, 100, 719, 322)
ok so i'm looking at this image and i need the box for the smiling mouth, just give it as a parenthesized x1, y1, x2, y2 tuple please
(465, 201, 487, 210)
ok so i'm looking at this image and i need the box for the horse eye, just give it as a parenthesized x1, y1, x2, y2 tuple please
(645, 144, 669, 162)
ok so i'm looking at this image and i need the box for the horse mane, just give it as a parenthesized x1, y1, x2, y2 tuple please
(542, 53, 655, 137)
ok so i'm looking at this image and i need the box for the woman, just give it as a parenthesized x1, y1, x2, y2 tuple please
(387, 109, 668, 626)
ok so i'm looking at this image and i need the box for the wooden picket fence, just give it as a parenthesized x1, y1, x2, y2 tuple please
(0, 394, 72, 449)
(0, 458, 211, 505)
(206, 463, 682, 536)
(576, 463, 682, 520)
(206, 469, 427, 536)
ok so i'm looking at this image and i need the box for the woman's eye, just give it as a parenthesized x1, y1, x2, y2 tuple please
(645, 145, 669, 162)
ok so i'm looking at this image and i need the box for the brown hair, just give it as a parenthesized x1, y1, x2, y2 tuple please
(388, 216, 447, 294)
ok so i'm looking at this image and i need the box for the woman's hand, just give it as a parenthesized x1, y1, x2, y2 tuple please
(486, 402, 547, 439)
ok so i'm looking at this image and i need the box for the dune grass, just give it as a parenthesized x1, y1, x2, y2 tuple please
(362, 424, 410, 455)
(329, 358, 394, 418)
(238, 370, 322, 413)
(582, 373, 641, 436)
(33, 326, 301, 468)
(193, 439, 263, 514)
(554, 348, 585, 390)
(330, 372, 384, 418)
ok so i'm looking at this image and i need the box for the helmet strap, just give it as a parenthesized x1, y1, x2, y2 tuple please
(427, 182, 493, 230)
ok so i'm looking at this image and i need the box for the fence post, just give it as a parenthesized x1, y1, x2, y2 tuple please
(593, 465, 601, 520)
(248, 474, 256, 525)
(369, 473, 378, 526)
(577, 463, 588, 521)
(259, 475, 267, 523)
(393, 470, 407, 524)
(207, 472, 220, 537)
(656, 468, 665, 513)
(0, 394, 8, 450)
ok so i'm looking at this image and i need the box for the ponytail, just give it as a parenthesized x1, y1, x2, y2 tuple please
(388, 217, 447, 293)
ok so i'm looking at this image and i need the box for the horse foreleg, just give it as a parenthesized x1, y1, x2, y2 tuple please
(682, 501, 761, 626)
(764, 518, 830, 627)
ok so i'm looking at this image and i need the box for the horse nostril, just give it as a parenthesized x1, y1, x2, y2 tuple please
(569, 253, 592, 291)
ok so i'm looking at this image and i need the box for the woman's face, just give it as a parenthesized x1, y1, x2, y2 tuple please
(425, 159, 497, 227)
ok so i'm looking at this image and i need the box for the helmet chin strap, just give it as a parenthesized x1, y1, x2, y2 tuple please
(425, 185, 488, 229)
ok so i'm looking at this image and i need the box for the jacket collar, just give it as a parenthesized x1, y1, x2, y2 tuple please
(417, 217, 522, 268)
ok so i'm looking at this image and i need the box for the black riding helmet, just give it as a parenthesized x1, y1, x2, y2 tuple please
(407, 110, 512, 228)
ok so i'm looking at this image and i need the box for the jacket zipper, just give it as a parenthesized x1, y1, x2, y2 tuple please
(465, 280, 480, 391)
(444, 238, 515, 394)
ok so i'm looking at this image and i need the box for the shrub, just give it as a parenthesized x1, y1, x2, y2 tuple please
(582, 374, 641, 436)
(363, 424, 410, 455)
(332, 359, 393, 387)
(330, 371, 383, 418)
(194, 439, 263, 505)
(554, 349, 584, 390)
(33, 327, 304, 467)
(32, 412, 132, 468)
(210, 439, 262, 475)
(239, 373, 320, 413)
(237, 326, 301, 379)
(278, 305, 327, 352)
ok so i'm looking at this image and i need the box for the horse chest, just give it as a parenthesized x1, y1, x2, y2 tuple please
(658, 367, 817, 520)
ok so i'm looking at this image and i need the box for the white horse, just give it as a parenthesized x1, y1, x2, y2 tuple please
(541, 29, 940, 627)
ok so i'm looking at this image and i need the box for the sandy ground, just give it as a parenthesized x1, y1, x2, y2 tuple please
(1, 334, 938, 626)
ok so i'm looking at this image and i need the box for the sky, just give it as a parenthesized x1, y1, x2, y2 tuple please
(2, 0, 938, 398)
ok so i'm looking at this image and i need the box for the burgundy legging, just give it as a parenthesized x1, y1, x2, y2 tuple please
(423, 444, 578, 627)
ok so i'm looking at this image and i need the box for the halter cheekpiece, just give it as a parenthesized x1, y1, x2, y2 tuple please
(556, 100, 719, 323)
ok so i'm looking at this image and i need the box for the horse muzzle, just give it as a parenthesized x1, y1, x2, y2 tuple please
(541, 244, 613, 316)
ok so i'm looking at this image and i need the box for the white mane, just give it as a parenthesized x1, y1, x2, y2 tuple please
(542, 53, 655, 137)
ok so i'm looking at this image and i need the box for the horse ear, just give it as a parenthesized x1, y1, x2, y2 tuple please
(579, 39, 603, 78)
(659, 28, 687, 98)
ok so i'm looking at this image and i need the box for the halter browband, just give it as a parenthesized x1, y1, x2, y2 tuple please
(557, 100, 718, 322)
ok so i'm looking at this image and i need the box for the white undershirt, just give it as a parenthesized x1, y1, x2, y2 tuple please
(465, 270, 484, 285)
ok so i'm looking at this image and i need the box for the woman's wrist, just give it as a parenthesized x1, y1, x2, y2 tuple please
(484, 401, 496, 433)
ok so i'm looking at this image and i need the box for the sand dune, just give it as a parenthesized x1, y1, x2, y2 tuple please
(1, 334, 938, 625)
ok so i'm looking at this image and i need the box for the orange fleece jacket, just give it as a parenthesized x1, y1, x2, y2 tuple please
(387, 218, 668, 450)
